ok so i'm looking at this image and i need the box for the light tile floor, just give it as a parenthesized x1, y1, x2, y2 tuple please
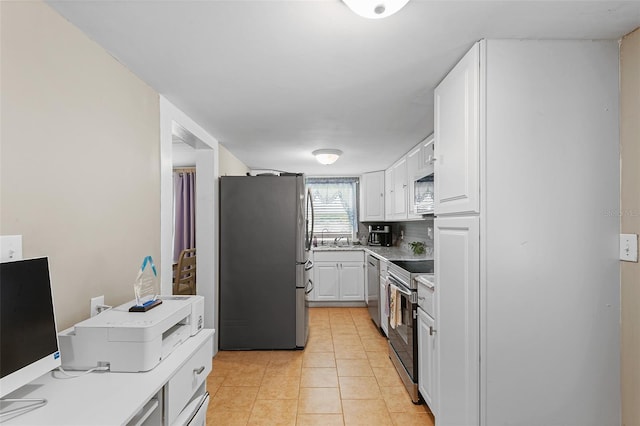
(206, 307, 435, 426)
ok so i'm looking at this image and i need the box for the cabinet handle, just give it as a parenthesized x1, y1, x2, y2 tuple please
(194, 366, 205, 375)
(429, 326, 437, 336)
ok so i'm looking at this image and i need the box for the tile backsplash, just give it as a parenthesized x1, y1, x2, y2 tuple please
(359, 219, 434, 254)
(395, 219, 434, 254)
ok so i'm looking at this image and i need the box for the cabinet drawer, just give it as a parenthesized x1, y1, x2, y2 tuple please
(416, 274, 435, 318)
(166, 338, 212, 425)
(313, 250, 364, 262)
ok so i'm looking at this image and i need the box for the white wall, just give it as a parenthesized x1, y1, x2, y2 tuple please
(0, 1, 160, 330)
(219, 144, 249, 176)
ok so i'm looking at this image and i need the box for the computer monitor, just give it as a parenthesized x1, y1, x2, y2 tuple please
(0, 257, 61, 399)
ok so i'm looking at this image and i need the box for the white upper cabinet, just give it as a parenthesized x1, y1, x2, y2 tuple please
(384, 156, 409, 221)
(360, 171, 385, 222)
(384, 158, 408, 221)
(384, 167, 393, 220)
(406, 145, 422, 219)
(434, 43, 480, 216)
(410, 134, 435, 181)
(420, 135, 435, 176)
(368, 134, 434, 222)
(392, 157, 408, 219)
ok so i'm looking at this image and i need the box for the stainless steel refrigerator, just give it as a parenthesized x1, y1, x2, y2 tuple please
(219, 174, 314, 350)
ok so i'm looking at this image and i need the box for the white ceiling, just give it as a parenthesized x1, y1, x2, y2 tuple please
(47, 0, 639, 175)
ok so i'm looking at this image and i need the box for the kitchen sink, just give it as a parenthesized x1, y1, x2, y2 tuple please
(315, 243, 362, 250)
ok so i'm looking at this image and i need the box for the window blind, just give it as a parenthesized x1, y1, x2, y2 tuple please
(306, 177, 359, 240)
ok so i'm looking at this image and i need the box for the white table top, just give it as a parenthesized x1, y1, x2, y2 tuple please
(3, 329, 214, 425)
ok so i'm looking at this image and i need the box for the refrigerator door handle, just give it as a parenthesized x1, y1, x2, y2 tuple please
(305, 279, 314, 295)
(306, 188, 314, 250)
(304, 259, 314, 271)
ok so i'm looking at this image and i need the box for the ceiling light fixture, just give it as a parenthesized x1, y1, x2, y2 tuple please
(342, 0, 410, 19)
(313, 149, 343, 165)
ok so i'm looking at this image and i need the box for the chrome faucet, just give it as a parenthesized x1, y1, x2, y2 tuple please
(334, 236, 344, 245)
(321, 228, 329, 246)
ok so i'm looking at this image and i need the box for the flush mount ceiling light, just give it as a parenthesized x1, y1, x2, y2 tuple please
(342, 0, 410, 19)
(313, 149, 343, 165)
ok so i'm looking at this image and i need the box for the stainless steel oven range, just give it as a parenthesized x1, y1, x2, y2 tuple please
(387, 259, 433, 404)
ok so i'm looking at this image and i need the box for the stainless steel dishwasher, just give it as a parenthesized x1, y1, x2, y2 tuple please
(366, 254, 380, 328)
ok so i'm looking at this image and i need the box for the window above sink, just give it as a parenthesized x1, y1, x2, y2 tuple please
(306, 177, 359, 244)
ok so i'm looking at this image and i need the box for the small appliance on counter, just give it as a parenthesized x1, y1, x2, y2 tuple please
(368, 225, 391, 247)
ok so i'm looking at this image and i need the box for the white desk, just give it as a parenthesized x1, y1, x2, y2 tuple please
(4, 329, 214, 426)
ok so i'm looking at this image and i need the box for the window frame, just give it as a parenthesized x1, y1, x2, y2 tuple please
(306, 176, 360, 243)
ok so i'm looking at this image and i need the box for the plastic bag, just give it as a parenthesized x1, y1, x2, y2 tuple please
(134, 256, 158, 306)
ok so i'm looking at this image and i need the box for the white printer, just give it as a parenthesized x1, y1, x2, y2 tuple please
(59, 295, 204, 372)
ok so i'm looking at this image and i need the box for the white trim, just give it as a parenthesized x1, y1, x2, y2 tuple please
(160, 96, 219, 354)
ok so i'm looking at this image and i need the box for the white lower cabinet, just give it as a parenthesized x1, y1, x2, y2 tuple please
(314, 262, 340, 301)
(417, 307, 436, 414)
(165, 334, 213, 425)
(311, 251, 365, 302)
(339, 262, 365, 300)
(435, 216, 479, 426)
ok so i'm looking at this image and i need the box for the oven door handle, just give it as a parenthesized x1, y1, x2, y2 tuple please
(388, 271, 406, 286)
(388, 276, 412, 297)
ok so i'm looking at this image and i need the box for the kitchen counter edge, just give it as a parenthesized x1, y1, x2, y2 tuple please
(311, 246, 431, 262)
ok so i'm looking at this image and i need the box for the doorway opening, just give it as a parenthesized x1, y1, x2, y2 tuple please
(160, 96, 219, 353)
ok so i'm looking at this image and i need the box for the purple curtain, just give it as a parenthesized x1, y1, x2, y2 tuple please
(173, 170, 196, 263)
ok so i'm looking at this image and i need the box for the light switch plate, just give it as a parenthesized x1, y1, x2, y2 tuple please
(620, 234, 638, 262)
(0, 235, 23, 262)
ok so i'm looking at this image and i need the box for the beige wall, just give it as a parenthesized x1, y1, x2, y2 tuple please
(0, 1, 161, 330)
(621, 27, 640, 426)
(218, 143, 250, 176)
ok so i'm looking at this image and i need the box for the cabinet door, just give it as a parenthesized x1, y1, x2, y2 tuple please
(434, 42, 480, 216)
(384, 167, 393, 220)
(418, 308, 436, 414)
(315, 263, 340, 301)
(407, 146, 422, 219)
(435, 216, 479, 426)
(360, 171, 385, 222)
(420, 135, 435, 175)
(392, 157, 408, 219)
(339, 262, 365, 301)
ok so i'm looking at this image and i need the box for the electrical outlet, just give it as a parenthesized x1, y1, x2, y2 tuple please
(90, 295, 105, 317)
(620, 234, 638, 262)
